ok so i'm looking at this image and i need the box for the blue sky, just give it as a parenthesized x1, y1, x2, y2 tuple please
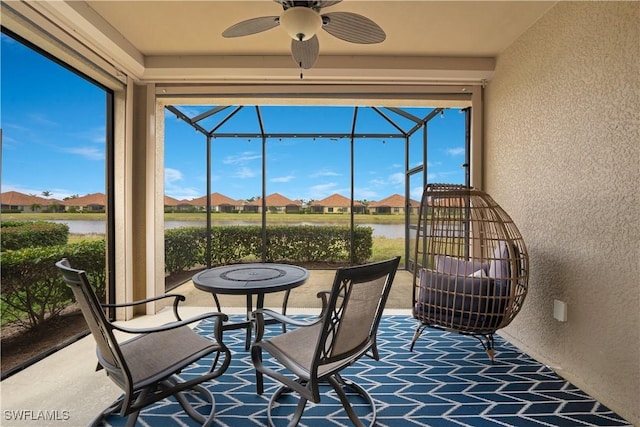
(2, 32, 465, 203)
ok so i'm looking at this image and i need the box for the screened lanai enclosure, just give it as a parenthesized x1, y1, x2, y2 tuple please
(163, 104, 470, 280)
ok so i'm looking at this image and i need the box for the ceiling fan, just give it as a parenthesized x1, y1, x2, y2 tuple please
(222, 0, 385, 71)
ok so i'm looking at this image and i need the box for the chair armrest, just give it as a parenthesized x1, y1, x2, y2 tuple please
(252, 308, 321, 343)
(316, 290, 345, 314)
(110, 311, 228, 335)
(102, 293, 186, 321)
(253, 308, 319, 328)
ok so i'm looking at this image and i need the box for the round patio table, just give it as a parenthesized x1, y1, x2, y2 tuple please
(192, 263, 309, 349)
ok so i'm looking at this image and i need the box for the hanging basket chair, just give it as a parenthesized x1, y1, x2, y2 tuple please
(411, 184, 529, 361)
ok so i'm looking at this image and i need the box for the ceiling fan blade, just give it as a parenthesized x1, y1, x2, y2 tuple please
(222, 16, 279, 38)
(322, 12, 385, 44)
(291, 36, 319, 69)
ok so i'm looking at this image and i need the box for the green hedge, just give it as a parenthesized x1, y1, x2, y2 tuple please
(1, 224, 372, 329)
(0, 240, 106, 329)
(1, 221, 69, 251)
(165, 225, 373, 274)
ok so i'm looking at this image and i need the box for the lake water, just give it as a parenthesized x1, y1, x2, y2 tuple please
(50, 220, 407, 239)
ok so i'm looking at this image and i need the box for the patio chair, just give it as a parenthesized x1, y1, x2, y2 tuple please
(250, 256, 401, 427)
(411, 184, 529, 361)
(55, 259, 231, 427)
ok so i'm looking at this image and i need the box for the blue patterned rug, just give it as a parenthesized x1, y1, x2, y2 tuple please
(105, 315, 630, 427)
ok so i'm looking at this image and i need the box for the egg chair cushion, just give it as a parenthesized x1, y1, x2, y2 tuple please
(435, 255, 488, 276)
(414, 268, 509, 332)
(488, 241, 511, 281)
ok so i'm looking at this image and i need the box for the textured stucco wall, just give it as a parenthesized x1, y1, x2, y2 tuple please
(484, 2, 639, 424)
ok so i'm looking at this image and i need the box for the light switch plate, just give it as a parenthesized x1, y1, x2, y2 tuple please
(553, 299, 567, 322)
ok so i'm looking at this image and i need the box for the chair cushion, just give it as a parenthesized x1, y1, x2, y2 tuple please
(470, 269, 487, 278)
(488, 241, 510, 280)
(117, 325, 220, 388)
(414, 269, 507, 332)
(263, 322, 348, 379)
(436, 255, 487, 276)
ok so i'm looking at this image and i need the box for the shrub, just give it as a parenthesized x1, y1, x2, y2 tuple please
(1, 221, 69, 251)
(164, 225, 373, 274)
(0, 240, 106, 329)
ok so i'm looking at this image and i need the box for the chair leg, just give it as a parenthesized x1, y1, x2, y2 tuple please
(329, 374, 376, 427)
(410, 323, 427, 351)
(267, 385, 307, 427)
(90, 397, 124, 427)
(173, 385, 216, 426)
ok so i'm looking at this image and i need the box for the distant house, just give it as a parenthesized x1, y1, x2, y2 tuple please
(0, 191, 64, 213)
(164, 195, 180, 212)
(368, 194, 419, 215)
(245, 193, 302, 214)
(61, 193, 106, 212)
(190, 192, 240, 213)
(309, 194, 365, 214)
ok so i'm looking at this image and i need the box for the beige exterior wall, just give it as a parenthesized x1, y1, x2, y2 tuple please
(484, 2, 639, 424)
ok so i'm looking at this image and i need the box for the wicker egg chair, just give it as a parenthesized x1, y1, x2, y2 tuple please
(411, 184, 529, 361)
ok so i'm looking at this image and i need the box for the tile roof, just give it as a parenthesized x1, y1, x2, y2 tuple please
(1, 191, 61, 206)
(369, 194, 419, 208)
(311, 193, 363, 207)
(190, 192, 239, 206)
(61, 193, 106, 206)
(164, 195, 181, 206)
(247, 193, 301, 207)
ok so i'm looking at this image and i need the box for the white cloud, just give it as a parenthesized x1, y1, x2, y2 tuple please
(355, 188, 380, 200)
(389, 172, 404, 185)
(27, 113, 60, 127)
(164, 168, 203, 199)
(64, 146, 104, 160)
(310, 169, 340, 178)
(165, 187, 202, 200)
(165, 168, 183, 184)
(447, 147, 465, 156)
(74, 126, 106, 144)
(233, 167, 257, 179)
(223, 151, 261, 165)
(271, 175, 295, 183)
(306, 182, 349, 199)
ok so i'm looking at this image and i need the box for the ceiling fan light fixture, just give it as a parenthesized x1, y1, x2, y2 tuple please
(280, 7, 322, 41)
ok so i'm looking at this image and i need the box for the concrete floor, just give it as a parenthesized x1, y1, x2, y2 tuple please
(175, 268, 415, 311)
(0, 269, 414, 426)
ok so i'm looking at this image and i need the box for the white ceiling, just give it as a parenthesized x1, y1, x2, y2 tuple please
(86, 1, 551, 57)
(23, 1, 555, 85)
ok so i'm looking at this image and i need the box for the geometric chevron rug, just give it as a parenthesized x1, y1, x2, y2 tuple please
(105, 315, 631, 427)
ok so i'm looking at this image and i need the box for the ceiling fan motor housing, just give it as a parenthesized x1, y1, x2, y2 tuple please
(280, 7, 322, 41)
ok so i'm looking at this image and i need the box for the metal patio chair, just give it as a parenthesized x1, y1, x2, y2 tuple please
(56, 259, 231, 427)
(250, 256, 401, 427)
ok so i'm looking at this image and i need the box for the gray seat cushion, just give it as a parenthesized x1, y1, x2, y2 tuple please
(414, 268, 509, 332)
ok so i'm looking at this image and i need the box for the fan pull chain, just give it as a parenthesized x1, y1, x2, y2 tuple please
(299, 62, 304, 80)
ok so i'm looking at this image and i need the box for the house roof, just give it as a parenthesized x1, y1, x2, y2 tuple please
(311, 193, 363, 207)
(369, 194, 419, 208)
(247, 193, 301, 207)
(61, 193, 106, 206)
(190, 192, 239, 207)
(164, 195, 180, 206)
(0, 191, 59, 206)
